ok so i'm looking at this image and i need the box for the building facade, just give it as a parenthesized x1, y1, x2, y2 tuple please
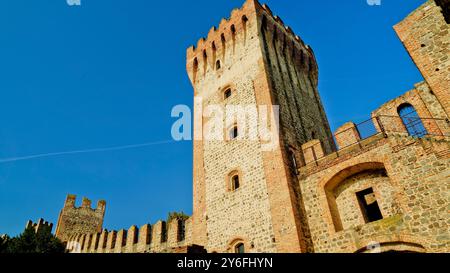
(64, 0, 449, 253)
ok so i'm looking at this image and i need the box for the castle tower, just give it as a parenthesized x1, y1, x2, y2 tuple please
(186, 0, 335, 253)
(394, 0, 450, 116)
(55, 194, 106, 243)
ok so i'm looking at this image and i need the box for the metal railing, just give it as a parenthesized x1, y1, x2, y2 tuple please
(301, 115, 450, 168)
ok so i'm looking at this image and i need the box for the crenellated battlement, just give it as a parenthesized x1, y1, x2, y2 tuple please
(63, 194, 106, 212)
(26, 218, 53, 234)
(55, 194, 106, 243)
(186, 0, 318, 86)
(66, 216, 192, 253)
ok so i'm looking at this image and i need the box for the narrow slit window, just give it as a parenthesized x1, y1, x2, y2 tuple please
(231, 175, 240, 191)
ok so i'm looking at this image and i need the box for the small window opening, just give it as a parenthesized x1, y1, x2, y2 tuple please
(229, 126, 238, 140)
(235, 243, 245, 253)
(224, 88, 232, 99)
(231, 175, 240, 191)
(356, 188, 383, 224)
(216, 60, 221, 70)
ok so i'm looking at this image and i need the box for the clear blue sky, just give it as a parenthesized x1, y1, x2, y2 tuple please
(0, 0, 424, 236)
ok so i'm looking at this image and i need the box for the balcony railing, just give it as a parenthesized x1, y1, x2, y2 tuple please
(301, 115, 450, 168)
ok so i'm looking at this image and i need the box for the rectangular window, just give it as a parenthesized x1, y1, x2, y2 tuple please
(356, 188, 383, 223)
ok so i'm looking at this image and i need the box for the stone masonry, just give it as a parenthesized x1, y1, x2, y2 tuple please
(55, 194, 106, 243)
(26, 218, 53, 234)
(394, 0, 449, 116)
(62, 0, 449, 253)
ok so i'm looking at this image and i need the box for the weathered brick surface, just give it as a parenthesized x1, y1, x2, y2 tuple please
(63, 0, 449, 254)
(334, 122, 361, 150)
(372, 82, 449, 136)
(65, 217, 193, 253)
(186, 0, 337, 253)
(394, 0, 450, 116)
(298, 133, 450, 253)
(55, 194, 106, 243)
(26, 218, 53, 234)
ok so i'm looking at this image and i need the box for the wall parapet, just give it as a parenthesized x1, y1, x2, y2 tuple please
(186, 0, 318, 86)
(66, 217, 192, 253)
(26, 218, 53, 234)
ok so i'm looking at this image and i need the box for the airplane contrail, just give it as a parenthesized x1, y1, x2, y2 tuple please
(0, 140, 177, 163)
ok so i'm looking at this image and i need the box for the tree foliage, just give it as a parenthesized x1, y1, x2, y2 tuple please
(0, 227, 66, 254)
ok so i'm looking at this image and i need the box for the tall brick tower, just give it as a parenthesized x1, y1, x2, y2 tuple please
(186, 0, 335, 253)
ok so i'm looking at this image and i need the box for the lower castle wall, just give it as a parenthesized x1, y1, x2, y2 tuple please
(66, 218, 192, 253)
(298, 134, 450, 253)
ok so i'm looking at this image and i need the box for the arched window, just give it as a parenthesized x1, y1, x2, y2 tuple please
(230, 174, 240, 191)
(216, 60, 221, 70)
(223, 88, 232, 99)
(235, 242, 245, 253)
(397, 103, 427, 137)
(229, 125, 238, 140)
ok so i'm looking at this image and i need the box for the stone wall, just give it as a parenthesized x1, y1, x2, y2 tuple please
(186, 0, 278, 253)
(55, 194, 106, 243)
(186, 0, 336, 253)
(298, 132, 449, 253)
(66, 217, 193, 253)
(372, 81, 449, 137)
(394, 0, 450, 116)
(26, 218, 53, 234)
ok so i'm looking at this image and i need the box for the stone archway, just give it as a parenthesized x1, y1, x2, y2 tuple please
(323, 162, 399, 232)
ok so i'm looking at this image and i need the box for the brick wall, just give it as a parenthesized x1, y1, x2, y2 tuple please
(394, 0, 450, 116)
(186, 0, 336, 253)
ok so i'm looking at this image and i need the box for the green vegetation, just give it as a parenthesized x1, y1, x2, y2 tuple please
(0, 227, 65, 254)
(167, 212, 189, 223)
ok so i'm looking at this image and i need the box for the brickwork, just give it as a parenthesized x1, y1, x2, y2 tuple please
(66, 217, 192, 253)
(298, 133, 449, 253)
(372, 81, 449, 136)
(59, 0, 449, 254)
(186, 0, 337, 253)
(55, 194, 106, 243)
(26, 218, 53, 234)
(394, 0, 450, 116)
